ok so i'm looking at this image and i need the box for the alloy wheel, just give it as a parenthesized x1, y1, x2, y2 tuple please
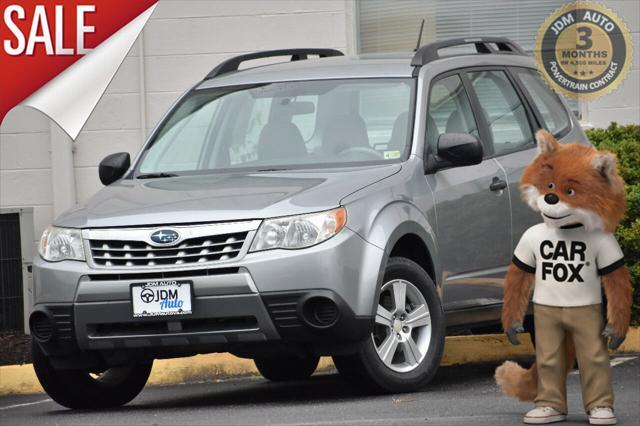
(371, 279, 432, 373)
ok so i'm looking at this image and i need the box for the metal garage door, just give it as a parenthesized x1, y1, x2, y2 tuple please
(0, 213, 24, 332)
(356, 0, 579, 115)
(356, 0, 569, 53)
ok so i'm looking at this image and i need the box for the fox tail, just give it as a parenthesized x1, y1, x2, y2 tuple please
(495, 337, 575, 401)
(495, 361, 538, 401)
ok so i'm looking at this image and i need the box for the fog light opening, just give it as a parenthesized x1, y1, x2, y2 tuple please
(302, 297, 339, 328)
(29, 311, 54, 342)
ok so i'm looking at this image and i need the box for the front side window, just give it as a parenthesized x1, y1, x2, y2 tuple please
(514, 68, 571, 137)
(467, 70, 534, 156)
(137, 78, 415, 176)
(426, 74, 478, 152)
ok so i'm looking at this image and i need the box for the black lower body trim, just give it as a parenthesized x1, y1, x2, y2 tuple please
(261, 290, 372, 342)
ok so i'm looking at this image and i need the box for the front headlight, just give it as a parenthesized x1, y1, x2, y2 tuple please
(39, 226, 85, 262)
(250, 207, 347, 252)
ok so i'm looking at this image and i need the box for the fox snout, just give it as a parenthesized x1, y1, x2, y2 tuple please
(544, 193, 559, 205)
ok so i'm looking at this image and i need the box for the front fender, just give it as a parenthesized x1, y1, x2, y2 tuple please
(346, 199, 441, 317)
(341, 160, 441, 317)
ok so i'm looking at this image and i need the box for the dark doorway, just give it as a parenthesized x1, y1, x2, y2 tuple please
(0, 213, 24, 332)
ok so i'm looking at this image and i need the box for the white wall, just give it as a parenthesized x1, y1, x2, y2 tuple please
(0, 107, 54, 248)
(0, 0, 352, 251)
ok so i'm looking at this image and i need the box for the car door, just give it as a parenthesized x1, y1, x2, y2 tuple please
(498, 67, 576, 247)
(462, 68, 541, 311)
(424, 73, 511, 314)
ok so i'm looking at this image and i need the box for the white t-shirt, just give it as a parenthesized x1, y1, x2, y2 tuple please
(513, 222, 624, 307)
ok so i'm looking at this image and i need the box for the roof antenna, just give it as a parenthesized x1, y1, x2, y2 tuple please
(414, 19, 426, 52)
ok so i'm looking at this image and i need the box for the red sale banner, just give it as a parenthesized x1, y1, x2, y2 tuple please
(0, 0, 158, 138)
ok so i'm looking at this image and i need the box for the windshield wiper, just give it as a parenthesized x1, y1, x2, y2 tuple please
(136, 172, 179, 179)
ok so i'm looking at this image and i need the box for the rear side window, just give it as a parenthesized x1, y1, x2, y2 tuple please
(467, 70, 534, 156)
(514, 69, 571, 137)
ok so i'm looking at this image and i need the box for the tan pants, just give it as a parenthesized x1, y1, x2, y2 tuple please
(534, 303, 613, 413)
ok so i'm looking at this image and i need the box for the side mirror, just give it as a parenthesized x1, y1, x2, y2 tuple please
(433, 133, 483, 170)
(99, 152, 131, 186)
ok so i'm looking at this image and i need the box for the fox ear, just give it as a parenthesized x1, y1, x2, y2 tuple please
(592, 151, 618, 182)
(536, 129, 560, 155)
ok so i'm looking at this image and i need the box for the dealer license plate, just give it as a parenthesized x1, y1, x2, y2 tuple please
(131, 280, 192, 318)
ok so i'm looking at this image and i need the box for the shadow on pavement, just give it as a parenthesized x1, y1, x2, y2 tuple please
(43, 359, 535, 415)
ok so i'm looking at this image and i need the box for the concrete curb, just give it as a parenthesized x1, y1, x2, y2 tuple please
(1, 328, 638, 396)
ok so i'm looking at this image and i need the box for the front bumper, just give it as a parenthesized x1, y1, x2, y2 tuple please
(31, 228, 383, 356)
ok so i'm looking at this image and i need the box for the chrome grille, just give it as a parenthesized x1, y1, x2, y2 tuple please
(90, 233, 247, 267)
(84, 221, 260, 268)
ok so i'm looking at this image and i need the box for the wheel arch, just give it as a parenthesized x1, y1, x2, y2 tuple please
(376, 221, 440, 293)
(362, 202, 440, 287)
(389, 233, 435, 282)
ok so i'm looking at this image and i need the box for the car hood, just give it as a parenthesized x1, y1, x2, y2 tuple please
(55, 164, 401, 228)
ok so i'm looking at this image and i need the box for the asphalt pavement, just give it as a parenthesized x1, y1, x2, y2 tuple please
(1, 356, 638, 426)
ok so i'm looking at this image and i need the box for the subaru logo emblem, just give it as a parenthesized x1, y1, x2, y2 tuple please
(150, 229, 180, 245)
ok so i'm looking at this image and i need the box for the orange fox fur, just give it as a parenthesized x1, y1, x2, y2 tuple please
(495, 129, 632, 402)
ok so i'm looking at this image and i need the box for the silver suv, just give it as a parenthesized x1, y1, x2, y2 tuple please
(31, 38, 588, 408)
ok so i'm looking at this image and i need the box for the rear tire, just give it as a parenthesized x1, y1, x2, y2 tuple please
(254, 356, 319, 381)
(333, 257, 445, 393)
(32, 342, 152, 409)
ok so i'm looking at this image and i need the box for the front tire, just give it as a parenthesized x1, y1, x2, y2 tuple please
(254, 356, 319, 381)
(333, 257, 445, 393)
(32, 342, 152, 409)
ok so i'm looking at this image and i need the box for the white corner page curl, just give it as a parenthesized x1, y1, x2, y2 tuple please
(22, 3, 157, 140)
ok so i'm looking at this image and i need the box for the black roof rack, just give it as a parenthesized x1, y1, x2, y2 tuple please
(411, 37, 526, 67)
(204, 48, 344, 80)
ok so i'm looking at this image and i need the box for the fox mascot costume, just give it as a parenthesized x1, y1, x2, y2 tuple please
(495, 130, 632, 425)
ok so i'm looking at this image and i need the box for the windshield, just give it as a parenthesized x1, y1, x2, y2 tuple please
(136, 78, 415, 176)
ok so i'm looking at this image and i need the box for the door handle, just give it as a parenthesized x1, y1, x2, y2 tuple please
(490, 177, 507, 191)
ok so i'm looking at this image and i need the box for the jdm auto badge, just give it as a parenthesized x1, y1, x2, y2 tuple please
(535, 2, 633, 100)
